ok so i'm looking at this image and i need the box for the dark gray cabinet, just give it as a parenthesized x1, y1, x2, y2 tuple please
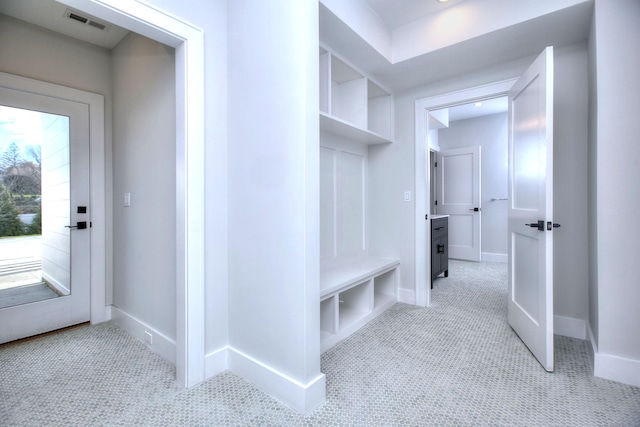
(431, 216, 448, 286)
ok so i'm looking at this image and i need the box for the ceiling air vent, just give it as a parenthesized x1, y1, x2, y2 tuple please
(64, 9, 111, 32)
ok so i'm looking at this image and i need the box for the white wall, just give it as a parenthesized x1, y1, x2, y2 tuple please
(227, 0, 324, 414)
(320, 132, 368, 271)
(437, 113, 509, 260)
(591, 0, 640, 386)
(111, 33, 176, 348)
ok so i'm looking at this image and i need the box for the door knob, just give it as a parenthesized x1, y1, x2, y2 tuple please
(65, 221, 87, 230)
(468, 207, 480, 212)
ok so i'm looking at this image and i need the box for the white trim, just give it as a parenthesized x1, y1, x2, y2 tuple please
(0, 71, 108, 325)
(414, 79, 518, 308)
(588, 323, 640, 387)
(594, 352, 640, 388)
(398, 287, 416, 304)
(553, 315, 586, 340)
(205, 346, 229, 378)
(481, 252, 508, 263)
(58, 0, 206, 388)
(228, 347, 326, 416)
(111, 306, 176, 364)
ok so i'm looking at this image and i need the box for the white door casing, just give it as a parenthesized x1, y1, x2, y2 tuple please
(0, 85, 91, 344)
(507, 47, 555, 372)
(437, 146, 481, 262)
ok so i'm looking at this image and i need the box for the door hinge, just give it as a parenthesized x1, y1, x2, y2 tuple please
(435, 200, 438, 206)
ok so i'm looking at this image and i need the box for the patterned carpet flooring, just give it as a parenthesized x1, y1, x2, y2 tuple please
(1, 260, 639, 426)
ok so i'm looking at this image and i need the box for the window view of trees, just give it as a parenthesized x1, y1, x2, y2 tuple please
(0, 141, 41, 237)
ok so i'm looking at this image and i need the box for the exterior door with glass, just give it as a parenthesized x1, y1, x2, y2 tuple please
(0, 85, 90, 344)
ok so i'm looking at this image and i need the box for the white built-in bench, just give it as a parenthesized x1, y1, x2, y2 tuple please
(320, 257, 400, 352)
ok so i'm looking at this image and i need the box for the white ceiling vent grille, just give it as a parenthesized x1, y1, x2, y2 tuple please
(64, 9, 110, 32)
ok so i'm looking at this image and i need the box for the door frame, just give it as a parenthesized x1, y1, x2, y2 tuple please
(58, 0, 206, 388)
(414, 78, 517, 307)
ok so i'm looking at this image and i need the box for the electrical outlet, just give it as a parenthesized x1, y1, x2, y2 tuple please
(144, 330, 153, 345)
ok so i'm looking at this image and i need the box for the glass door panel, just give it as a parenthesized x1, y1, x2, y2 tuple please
(0, 106, 71, 308)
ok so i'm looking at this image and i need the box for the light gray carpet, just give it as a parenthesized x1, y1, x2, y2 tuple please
(1, 260, 639, 426)
(0, 282, 58, 309)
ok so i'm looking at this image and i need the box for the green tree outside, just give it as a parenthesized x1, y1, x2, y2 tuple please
(25, 204, 42, 235)
(0, 182, 25, 237)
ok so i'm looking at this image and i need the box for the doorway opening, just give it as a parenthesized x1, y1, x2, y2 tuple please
(414, 79, 517, 307)
(427, 97, 508, 297)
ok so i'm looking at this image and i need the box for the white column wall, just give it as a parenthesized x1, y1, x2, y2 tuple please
(591, 0, 640, 386)
(227, 0, 324, 414)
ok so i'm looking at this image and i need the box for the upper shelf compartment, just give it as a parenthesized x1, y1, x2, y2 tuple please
(320, 47, 393, 145)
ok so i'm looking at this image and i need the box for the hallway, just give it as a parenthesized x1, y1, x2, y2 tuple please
(1, 260, 638, 425)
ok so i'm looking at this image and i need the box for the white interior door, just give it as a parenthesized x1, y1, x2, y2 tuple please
(0, 86, 90, 344)
(507, 46, 555, 371)
(437, 146, 481, 261)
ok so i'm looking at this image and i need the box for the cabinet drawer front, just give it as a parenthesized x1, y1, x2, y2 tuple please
(431, 218, 448, 239)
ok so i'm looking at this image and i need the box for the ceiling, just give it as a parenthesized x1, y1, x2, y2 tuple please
(447, 96, 507, 122)
(320, 1, 594, 93)
(363, 0, 469, 30)
(0, 0, 128, 49)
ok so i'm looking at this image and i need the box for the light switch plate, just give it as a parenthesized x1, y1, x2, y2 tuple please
(404, 191, 411, 202)
(124, 192, 131, 207)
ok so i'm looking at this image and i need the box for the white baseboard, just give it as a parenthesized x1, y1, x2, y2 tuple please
(554, 315, 587, 340)
(481, 252, 508, 263)
(205, 346, 229, 378)
(594, 352, 640, 388)
(228, 347, 326, 415)
(111, 306, 176, 364)
(587, 323, 640, 387)
(398, 288, 415, 304)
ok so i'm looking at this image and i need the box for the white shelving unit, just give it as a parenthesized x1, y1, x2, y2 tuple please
(320, 257, 399, 352)
(319, 45, 397, 353)
(319, 46, 393, 145)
